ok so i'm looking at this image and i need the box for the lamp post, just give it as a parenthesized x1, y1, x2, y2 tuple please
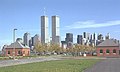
(13, 28, 17, 60)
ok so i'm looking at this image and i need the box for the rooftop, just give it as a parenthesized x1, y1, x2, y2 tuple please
(97, 39, 119, 47)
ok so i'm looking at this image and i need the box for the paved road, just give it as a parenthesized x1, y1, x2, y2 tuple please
(0, 57, 62, 67)
(85, 58, 120, 72)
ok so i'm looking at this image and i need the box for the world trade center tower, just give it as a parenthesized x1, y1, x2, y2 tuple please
(41, 16, 49, 44)
(52, 15, 60, 44)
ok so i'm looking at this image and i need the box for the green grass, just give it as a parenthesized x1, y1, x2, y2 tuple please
(0, 59, 100, 72)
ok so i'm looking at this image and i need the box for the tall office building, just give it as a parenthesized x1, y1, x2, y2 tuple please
(23, 32, 31, 46)
(93, 33, 96, 40)
(105, 33, 110, 40)
(65, 33, 73, 43)
(65, 33, 73, 47)
(87, 33, 90, 40)
(41, 16, 49, 44)
(83, 32, 87, 39)
(77, 35, 83, 45)
(52, 16, 60, 44)
(33, 34, 41, 46)
(98, 33, 103, 40)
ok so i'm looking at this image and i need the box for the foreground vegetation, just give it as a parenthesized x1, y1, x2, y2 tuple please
(0, 59, 99, 72)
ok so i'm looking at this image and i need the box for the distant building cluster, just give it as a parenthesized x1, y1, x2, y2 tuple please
(23, 33, 41, 50)
(61, 32, 116, 48)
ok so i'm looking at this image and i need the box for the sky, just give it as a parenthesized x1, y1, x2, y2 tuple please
(0, 0, 120, 49)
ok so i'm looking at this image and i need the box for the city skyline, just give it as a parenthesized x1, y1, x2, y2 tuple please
(1, 0, 120, 49)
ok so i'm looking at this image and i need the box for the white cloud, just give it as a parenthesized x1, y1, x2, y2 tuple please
(65, 20, 120, 29)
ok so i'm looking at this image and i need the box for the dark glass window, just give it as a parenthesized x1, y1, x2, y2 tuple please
(18, 51, 21, 55)
(8, 51, 10, 54)
(113, 49, 116, 53)
(100, 49, 103, 53)
(106, 49, 110, 53)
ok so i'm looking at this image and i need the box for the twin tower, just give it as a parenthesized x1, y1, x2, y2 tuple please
(41, 15, 60, 45)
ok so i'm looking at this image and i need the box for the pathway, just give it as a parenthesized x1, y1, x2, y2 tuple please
(85, 58, 120, 72)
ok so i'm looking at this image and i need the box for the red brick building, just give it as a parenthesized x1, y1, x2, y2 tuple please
(96, 39, 120, 57)
(2, 41, 30, 56)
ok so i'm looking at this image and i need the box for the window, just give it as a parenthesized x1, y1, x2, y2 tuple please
(106, 49, 110, 53)
(113, 49, 116, 53)
(100, 49, 103, 53)
(23, 51, 25, 54)
(18, 51, 21, 55)
(8, 51, 10, 54)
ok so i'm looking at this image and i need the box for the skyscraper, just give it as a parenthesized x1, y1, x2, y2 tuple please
(23, 32, 30, 46)
(83, 32, 86, 39)
(105, 33, 110, 40)
(77, 35, 83, 45)
(33, 34, 40, 46)
(41, 16, 49, 44)
(65, 33, 73, 47)
(93, 33, 96, 40)
(52, 15, 60, 44)
(65, 33, 73, 43)
(98, 33, 103, 40)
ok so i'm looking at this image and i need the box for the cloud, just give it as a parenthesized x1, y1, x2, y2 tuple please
(65, 20, 120, 30)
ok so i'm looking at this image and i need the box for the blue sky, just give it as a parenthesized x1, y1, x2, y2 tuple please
(0, 0, 120, 48)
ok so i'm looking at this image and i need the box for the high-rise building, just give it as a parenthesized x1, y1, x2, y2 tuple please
(65, 33, 73, 47)
(105, 33, 110, 40)
(90, 34, 93, 40)
(65, 33, 73, 43)
(41, 16, 49, 44)
(87, 33, 90, 40)
(52, 16, 60, 44)
(93, 33, 96, 40)
(61, 41, 67, 48)
(77, 35, 83, 45)
(33, 34, 40, 46)
(83, 32, 86, 39)
(31, 37, 34, 46)
(23, 32, 31, 46)
(98, 33, 103, 40)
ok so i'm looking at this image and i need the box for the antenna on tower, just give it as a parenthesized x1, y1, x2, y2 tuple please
(43, 7, 46, 16)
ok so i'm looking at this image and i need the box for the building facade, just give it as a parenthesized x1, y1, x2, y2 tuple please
(77, 35, 83, 45)
(2, 41, 30, 56)
(65, 33, 73, 47)
(33, 34, 40, 46)
(52, 16, 60, 44)
(41, 16, 49, 44)
(23, 32, 31, 47)
(96, 39, 120, 57)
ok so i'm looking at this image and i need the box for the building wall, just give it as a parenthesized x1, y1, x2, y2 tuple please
(52, 16, 60, 44)
(23, 32, 31, 46)
(41, 16, 49, 44)
(97, 47, 119, 57)
(3, 48, 30, 56)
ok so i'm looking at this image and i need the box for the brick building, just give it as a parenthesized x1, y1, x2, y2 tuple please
(96, 39, 120, 57)
(2, 41, 30, 56)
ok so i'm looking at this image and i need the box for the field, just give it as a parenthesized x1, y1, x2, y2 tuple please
(0, 59, 99, 72)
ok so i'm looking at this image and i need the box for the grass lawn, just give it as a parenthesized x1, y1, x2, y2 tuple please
(0, 59, 100, 72)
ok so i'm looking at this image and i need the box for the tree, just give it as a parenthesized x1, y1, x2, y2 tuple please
(34, 43, 45, 55)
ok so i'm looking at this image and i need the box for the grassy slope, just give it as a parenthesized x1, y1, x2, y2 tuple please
(0, 59, 99, 72)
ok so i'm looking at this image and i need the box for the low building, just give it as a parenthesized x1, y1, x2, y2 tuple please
(2, 41, 30, 56)
(96, 39, 120, 57)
